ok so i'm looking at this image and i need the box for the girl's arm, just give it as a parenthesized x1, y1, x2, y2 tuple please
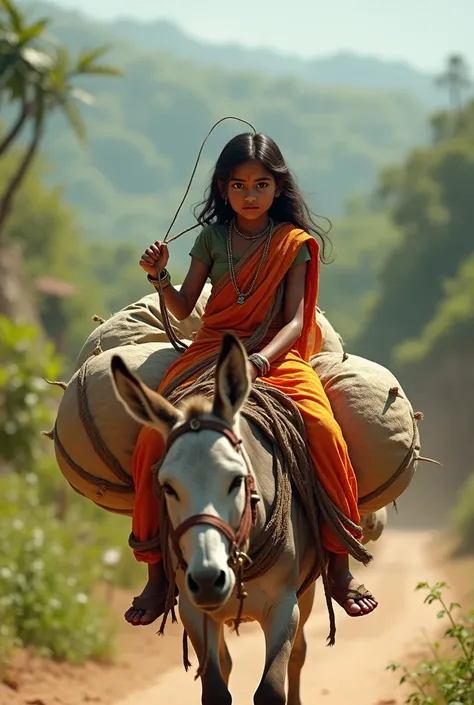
(153, 257, 210, 321)
(251, 262, 307, 376)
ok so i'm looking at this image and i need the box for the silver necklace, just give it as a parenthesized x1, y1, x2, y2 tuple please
(227, 219, 274, 305)
(232, 218, 272, 240)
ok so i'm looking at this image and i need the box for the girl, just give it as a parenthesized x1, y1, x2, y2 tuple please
(125, 132, 378, 626)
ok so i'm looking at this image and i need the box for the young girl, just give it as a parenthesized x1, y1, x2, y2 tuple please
(125, 132, 378, 626)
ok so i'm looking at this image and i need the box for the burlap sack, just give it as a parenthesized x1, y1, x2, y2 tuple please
(75, 283, 212, 371)
(316, 307, 344, 353)
(311, 352, 420, 514)
(360, 507, 388, 544)
(54, 342, 181, 515)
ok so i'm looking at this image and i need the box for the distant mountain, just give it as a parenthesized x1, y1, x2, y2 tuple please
(107, 20, 442, 107)
(29, 2, 442, 106)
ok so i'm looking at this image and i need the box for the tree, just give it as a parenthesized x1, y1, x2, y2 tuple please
(0, 0, 121, 240)
(436, 54, 471, 113)
(352, 99, 474, 367)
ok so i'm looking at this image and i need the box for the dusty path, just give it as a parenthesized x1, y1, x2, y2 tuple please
(115, 529, 447, 705)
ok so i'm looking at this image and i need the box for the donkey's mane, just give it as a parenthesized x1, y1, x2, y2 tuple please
(178, 395, 212, 419)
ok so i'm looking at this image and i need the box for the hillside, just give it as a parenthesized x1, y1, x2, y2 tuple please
(7, 1, 428, 249)
(33, 1, 442, 106)
(108, 23, 442, 106)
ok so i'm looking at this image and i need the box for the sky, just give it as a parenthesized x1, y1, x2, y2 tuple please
(42, 0, 472, 72)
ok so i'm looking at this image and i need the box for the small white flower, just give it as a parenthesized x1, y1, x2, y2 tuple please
(0, 567, 12, 580)
(12, 519, 24, 530)
(49, 597, 62, 610)
(32, 527, 44, 547)
(31, 559, 45, 572)
(76, 592, 88, 604)
(25, 393, 38, 407)
(101, 547, 122, 566)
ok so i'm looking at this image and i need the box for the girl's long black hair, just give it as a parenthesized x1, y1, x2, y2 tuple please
(194, 132, 332, 263)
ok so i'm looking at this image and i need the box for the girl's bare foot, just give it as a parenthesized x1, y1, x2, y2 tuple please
(124, 561, 172, 626)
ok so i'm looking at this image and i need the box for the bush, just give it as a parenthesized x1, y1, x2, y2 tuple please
(33, 456, 144, 590)
(60, 492, 145, 591)
(388, 581, 474, 704)
(0, 319, 141, 669)
(0, 473, 115, 665)
(0, 316, 62, 471)
(452, 474, 474, 552)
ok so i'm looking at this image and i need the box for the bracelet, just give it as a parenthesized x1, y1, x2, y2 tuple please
(147, 269, 171, 289)
(249, 353, 271, 376)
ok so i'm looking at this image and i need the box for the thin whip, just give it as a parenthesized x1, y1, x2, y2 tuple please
(163, 116, 257, 244)
(154, 116, 257, 352)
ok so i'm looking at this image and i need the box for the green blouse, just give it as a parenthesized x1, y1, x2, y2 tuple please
(190, 224, 311, 287)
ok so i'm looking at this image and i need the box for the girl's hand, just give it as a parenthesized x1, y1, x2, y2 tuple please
(139, 240, 169, 277)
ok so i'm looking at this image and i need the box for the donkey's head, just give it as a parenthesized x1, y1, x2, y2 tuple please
(111, 333, 253, 611)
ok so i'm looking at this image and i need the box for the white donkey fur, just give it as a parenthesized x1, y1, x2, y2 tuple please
(111, 333, 320, 705)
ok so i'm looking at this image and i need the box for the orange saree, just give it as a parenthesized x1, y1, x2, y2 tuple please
(130, 224, 361, 563)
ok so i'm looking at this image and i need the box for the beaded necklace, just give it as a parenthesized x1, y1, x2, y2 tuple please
(226, 219, 275, 305)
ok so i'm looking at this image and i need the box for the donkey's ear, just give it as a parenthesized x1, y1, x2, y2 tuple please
(212, 333, 250, 425)
(110, 355, 182, 438)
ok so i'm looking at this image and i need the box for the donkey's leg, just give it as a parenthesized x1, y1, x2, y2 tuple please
(254, 594, 300, 705)
(287, 583, 315, 705)
(180, 599, 232, 705)
(219, 625, 233, 687)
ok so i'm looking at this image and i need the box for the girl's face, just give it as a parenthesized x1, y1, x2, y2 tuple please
(221, 160, 280, 220)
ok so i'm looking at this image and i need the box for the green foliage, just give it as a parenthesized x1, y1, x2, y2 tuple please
(0, 148, 109, 366)
(452, 474, 474, 553)
(395, 253, 474, 367)
(319, 209, 401, 342)
(0, 0, 121, 242)
(0, 472, 115, 664)
(4, 0, 427, 243)
(353, 99, 474, 367)
(388, 582, 474, 704)
(0, 316, 62, 470)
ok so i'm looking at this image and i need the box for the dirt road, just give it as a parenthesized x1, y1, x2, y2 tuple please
(115, 529, 446, 705)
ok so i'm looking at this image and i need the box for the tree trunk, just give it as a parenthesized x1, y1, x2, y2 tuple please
(0, 102, 31, 157)
(0, 122, 43, 241)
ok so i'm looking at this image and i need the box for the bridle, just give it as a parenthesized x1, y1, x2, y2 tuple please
(157, 415, 261, 679)
(162, 416, 260, 583)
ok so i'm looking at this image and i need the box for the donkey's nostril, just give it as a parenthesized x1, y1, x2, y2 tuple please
(215, 570, 226, 590)
(187, 573, 200, 594)
(187, 568, 228, 598)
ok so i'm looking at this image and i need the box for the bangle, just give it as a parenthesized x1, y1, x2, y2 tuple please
(147, 269, 171, 289)
(249, 353, 271, 376)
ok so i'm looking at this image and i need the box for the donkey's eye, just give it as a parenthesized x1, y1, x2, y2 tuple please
(228, 476, 244, 494)
(163, 484, 179, 500)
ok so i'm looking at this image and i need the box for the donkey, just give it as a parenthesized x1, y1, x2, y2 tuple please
(111, 332, 318, 705)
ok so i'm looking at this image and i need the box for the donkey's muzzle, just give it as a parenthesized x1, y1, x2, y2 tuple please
(186, 564, 233, 609)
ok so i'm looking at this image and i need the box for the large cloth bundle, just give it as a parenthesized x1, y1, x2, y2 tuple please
(52, 290, 418, 520)
(311, 352, 421, 514)
(75, 283, 213, 370)
(360, 507, 388, 544)
(75, 288, 342, 370)
(54, 342, 181, 515)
